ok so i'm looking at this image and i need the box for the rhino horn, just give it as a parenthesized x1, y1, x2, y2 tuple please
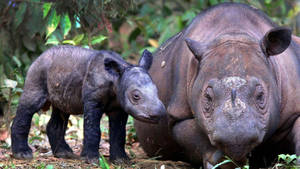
(260, 26, 292, 56)
(185, 38, 206, 60)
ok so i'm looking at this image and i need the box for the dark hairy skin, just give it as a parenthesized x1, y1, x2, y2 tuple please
(11, 45, 166, 163)
(135, 3, 300, 169)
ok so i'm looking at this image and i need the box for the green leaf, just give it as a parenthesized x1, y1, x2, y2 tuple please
(43, 3, 52, 19)
(13, 2, 27, 30)
(28, 136, 43, 144)
(286, 154, 297, 164)
(45, 34, 60, 45)
(91, 35, 107, 45)
(62, 40, 76, 45)
(46, 10, 61, 38)
(33, 114, 40, 127)
(46, 165, 54, 169)
(99, 155, 110, 169)
(61, 13, 71, 37)
(278, 154, 287, 161)
(265, 0, 272, 4)
(182, 11, 196, 22)
(12, 56, 22, 68)
(212, 159, 232, 169)
(73, 34, 85, 45)
(139, 46, 156, 54)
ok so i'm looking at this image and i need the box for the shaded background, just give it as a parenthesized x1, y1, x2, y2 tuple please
(0, 0, 299, 168)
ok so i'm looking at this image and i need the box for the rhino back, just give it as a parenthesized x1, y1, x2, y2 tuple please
(45, 46, 100, 114)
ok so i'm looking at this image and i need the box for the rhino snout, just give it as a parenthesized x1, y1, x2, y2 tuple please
(146, 101, 166, 123)
(131, 101, 166, 124)
(151, 101, 167, 118)
(211, 126, 261, 161)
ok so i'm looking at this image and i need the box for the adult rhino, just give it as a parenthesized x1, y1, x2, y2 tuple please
(135, 3, 300, 168)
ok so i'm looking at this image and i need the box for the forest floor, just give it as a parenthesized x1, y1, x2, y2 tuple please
(0, 113, 297, 169)
(0, 114, 193, 169)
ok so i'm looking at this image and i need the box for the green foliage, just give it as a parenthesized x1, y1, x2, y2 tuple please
(212, 156, 249, 169)
(34, 163, 55, 169)
(46, 10, 61, 38)
(99, 155, 110, 169)
(0, 163, 16, 169)
(0, 2, 300, 167)
(275, 154, 300, 169)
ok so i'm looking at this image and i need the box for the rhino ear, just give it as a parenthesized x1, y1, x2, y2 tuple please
(185, 38, 206, 60)
(139, 49, 153, 71)
(260, 26, 292, 56)
(104, 58, 126, 77)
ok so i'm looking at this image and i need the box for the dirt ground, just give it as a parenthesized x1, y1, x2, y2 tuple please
(0, 141, 194, 169)
(0, 114, 194, 169)
(0, 115, 296, 169)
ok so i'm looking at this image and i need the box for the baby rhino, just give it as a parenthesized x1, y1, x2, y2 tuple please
(11, 45, 165, 163)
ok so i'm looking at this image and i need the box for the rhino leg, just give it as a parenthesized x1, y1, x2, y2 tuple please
(11, 87, 47, 159)
(173, 119, 237, 169)
(291, 117, 300, 165)
(80, 100, 103, 163)
(108, 110, 129, 164)
(47, 107, 76, 159)
(172, 119, 219, 166)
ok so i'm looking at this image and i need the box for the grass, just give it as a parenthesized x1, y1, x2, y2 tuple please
(213, 154, 300, 169)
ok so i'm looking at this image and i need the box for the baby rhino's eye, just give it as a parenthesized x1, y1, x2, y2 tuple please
(130, 90, 142, 104)
(133, 93, 140, 101)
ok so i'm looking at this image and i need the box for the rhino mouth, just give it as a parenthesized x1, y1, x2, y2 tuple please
(130, 113, 160, 124)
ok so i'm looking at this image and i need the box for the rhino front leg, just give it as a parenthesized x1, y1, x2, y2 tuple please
(291, 117, 300, 164)
(172, 119, 236, 169)
(108, 110, 129, 164)
(11, 89, 47, 159)
(47, 107, 77, 159)
(80, 100, 103, 163)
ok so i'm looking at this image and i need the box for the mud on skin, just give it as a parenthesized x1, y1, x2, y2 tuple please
(135, 2, 300, 169)
(11, 45, 166, 164)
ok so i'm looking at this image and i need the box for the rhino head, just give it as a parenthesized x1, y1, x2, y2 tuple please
(104, 50, 166, 123)
(185, 27, 291, 161)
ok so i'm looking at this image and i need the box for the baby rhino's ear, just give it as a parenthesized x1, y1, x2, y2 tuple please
(139, 49, 153, 71)
(104, 58, 126, 77)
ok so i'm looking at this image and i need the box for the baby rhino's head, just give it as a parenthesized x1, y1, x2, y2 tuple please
(104, 50, 165, 123)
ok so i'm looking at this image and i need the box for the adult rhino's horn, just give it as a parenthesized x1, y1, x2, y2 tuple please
(260, 26, 292, 56)
(185, 38, 206, 60)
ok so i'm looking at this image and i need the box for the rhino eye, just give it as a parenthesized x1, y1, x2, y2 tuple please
(130, 90, 142, 104)
(202, 87, 214, 116)
(255, 85, 266, 110)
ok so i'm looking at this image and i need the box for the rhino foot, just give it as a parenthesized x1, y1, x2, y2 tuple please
(110, 156, 131, 165)
(13, 150, 33, 160)
(80, 156, 99, 164)
(54, 151, 79, 159)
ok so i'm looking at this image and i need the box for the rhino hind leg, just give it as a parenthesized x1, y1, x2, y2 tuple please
(11, 88, 48, 159)
(46, 107, 76, 159)
(108, 111, 129, 164)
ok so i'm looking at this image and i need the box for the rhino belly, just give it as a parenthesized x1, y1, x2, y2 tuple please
(47, 71, 84, 114)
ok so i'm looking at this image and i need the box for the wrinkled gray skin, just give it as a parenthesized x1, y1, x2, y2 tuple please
(135, 3, 300, 168)
(11, 45, 165, 163)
